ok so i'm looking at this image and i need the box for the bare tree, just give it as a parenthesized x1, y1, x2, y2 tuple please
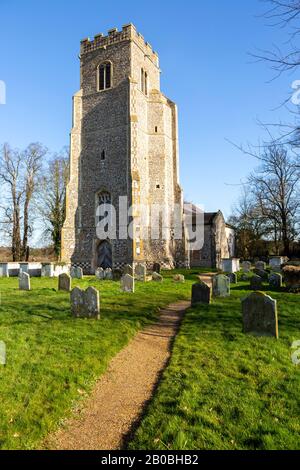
(248, 144, 299, 255)
(38, 149, 69, 258)
(0, 142, 47, 261)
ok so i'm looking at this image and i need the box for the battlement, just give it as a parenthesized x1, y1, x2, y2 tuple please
(80, 24, 159, 66)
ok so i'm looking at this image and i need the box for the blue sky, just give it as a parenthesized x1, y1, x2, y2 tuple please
(0, 0, 295, 218)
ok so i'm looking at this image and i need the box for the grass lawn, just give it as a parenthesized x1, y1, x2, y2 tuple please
(0, 272, 195, 450)
(129, 281, 300, 450)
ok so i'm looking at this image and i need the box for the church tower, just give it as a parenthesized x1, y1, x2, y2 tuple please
(61, 24, 187, 273)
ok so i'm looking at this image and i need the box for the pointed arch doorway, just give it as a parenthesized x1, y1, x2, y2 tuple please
(97, 240, 112, 270)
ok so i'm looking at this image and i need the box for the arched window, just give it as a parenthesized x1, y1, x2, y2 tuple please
(97, 191, 112, 234)
(98, 62, 112, 91)
(141, 68, 148, 95)
(98, 191, 111, 205)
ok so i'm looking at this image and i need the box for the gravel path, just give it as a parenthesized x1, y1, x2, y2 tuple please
(45, 300, 190, 450)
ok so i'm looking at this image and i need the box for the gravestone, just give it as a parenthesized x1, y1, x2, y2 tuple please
(255, 261, 266, 271)
(41, 263, 53, 278)
(152, 272, 163, 282)
(113, 268, 123, 281)
(71, 287, 100, 319)
(19, 272, 31, 291)
(212, 274, 230, 297)
(241, 292, 278, 338)
(254, 269, 268, 280)
(70, 266, 83, 279)
(222, 258, 240, 274)
(95, 267, 105, 280)
(242, 261, 251, 273)
(19, 263, 29, 275)
(58, 273, 72, 292)
(269, 257, 284, 272)
(227, 273, 237, 284)
(70, 287, 85, 317)
(121, 274, 135, 293)
(191, 282, 211, 306)
(123, 264, 133, 277)
(84, 287, 100, 319)
(153, 263, 161, 274)
(135, 263, 146, 282)
(104, 268, 113, 280)
(173, 274, 185, 283)
(269, 272, 283, 289)
(241, 273, 249, 282)
(250, 275, 263, 291)
(0, 263, 9, 278)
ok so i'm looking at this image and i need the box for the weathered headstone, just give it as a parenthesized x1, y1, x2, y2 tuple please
(0, 263, 9, 278)
(41, 263, 53, 278)
(135, 263, 146, 282)
(152, 272, 163, 282)
(269, 273, 283, 289)
(113, 268, 123, 281)
(104, 268, 113, 280)
(153, 263, 161, 274)
(191, 282, 211, 306)
(19, 263, 29, 275)
(19, 272, 31, 291)
(58, 273, 72, 292)
(250, 275, 263, 291)
(254, 269, 268, 281)
(173, 274, 185, 283)
(70, 266, 83, 279)
(269, 256, 285, 272)
(121, 274, 135, 293)
(95, 267, 105, 280)
(71, 287, 100, 319)
(70, 287, 85, 317)
(242, 261, 251, 273)
(84, 287, 100, 319)
(123, 264, 133, 277)
(255, 261, 266, 271)
(227, 273, 237, 284)
(212, 274, 230, 297)
(241, 292, 278, 338)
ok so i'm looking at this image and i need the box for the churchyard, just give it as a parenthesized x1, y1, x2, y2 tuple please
(0, 263, 299, 450)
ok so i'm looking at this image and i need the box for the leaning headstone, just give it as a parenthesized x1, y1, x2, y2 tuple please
(104, 268, 113, 280)
(173, 274, 185, 283)
(191, 282, 211, 306)
(269, 272, 283, 289)
(123, 264, 133, 277)
(153, 263, 161, 274)
(58, 273, 71, 292)
(227, 273, 237, 284)
(250, 275, 263, 291)
(84, 287, 100, 319)
(212, 274, 230, 297)
(0, 263, 9, 278)
(241, 292, 278, 338)
(152, 272, 163, 282)
(19, 272, 31, 291)
(70, 287, 84, 317)
(135, 263, 146, 282)
(242, 261, 251, 273)
(121, 274, 135, 293)
(95, 267, 105, 280)
(255, 261, 266, 271)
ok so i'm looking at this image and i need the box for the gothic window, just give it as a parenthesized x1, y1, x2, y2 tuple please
(141, 68, 148, 95)
(97, 191, 112, 233)
(98, 191, 111, 205)
(98, 62, 112, 91)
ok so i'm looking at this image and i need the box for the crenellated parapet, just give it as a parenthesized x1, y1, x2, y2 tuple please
(80, 24, 159, 66)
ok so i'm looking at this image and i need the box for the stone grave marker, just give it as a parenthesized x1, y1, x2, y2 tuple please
(123, 264, 133, 277)
(191, 282, 211, 306)
(250, 275, 263, 291)
(153, 263, 161, 274)
(135, 263, 146, 282)
(95, 268, 105, 280)
(58, 273, 72, 292)
(19, 272, 31, 291)
(227, 273, 237, 284)
(242, 292, 278, 338)
(173, 274, 185, 283)
(255, 261, 266, 271)
(269, 273, 283, 289)
(212, 274, 230, 297)
(152, 272, 163, 282)
(121, 274, 135, 293)
(242, 261, 251, 273)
